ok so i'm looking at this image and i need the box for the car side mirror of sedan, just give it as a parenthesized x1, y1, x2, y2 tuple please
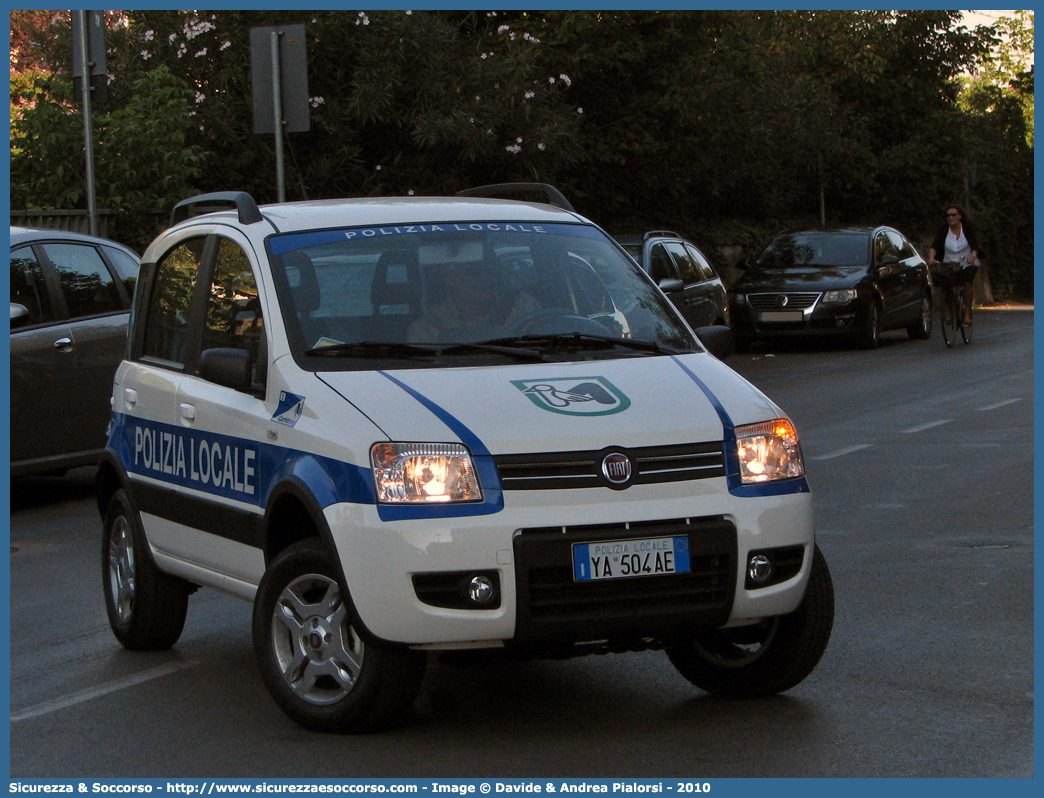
(695, 325, 734, 361)
(658, 278, 684, 293)
(10, 303, 30, 329)
(200, 347, 252, 390)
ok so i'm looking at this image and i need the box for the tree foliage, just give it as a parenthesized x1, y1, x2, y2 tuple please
(8, 9, 1033, 298)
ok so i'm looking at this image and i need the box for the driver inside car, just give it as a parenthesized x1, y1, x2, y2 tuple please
(407, 259, 541, 343)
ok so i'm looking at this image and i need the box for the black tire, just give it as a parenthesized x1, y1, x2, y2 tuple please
(960, 294, 973, 344)
(252, 539, 425, 733)
(666, 544, 834, 698)
(102, 489, 190, 650)
(856, 301, 880, 349)
(940, 289, 957, 347)
(907, 291, 932, 339)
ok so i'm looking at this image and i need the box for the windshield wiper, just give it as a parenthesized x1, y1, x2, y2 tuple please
(438, 342, 551, 363)
(304, 335, 687, 361)
(482, 333, 687, 356)
(304, 341, 437, 359)
(303, 339, 550, 363)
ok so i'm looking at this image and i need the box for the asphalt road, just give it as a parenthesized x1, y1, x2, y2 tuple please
(7, 309, 1034, 778)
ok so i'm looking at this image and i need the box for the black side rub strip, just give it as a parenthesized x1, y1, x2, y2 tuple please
(132, 479, 262, 548)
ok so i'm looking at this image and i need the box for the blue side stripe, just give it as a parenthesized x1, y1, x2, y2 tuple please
(377, 371, 492, 457)
(109, 413, 375, 510)
(670, 356, 809, 498)
(111, 410, 505, 520)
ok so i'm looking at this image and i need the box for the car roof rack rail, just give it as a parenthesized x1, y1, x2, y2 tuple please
(455, 182, 576, 212)
(643, 230, 682, 240)
(170, 192, 264, 227)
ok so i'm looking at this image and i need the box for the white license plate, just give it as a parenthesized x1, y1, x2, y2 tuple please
(572, 536, 690, 582)
(760, 311, 803, 322)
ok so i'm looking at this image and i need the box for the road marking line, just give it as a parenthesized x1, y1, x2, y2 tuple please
(11, 660, 198, 722)
(812, 444, 873, 460)
(902, 420, 953, 434)
(978, 398, 1023, 411)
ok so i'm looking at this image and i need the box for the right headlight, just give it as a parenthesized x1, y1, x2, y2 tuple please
(371, 442, 483, 504)
(822, 289, 858, 303)
(735, 419, 804, 484)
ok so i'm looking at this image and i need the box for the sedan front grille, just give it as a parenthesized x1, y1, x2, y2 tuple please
(747, 292, 821, 311)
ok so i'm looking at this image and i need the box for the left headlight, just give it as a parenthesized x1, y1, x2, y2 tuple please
(735, 419, 804, 484)
(371, 442, 483, 504)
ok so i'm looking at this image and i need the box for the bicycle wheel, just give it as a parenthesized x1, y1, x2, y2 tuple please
(960, 298, 973, 344)
(940, 288, 957, 347)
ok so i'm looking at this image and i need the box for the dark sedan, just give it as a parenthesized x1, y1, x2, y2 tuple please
(730, 227, 933, 350)
(616, 231, 730, 330)
(10, 226, 140, 476)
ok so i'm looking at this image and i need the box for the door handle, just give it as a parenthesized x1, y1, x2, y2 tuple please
(53, 337, 74, 353)
(179, 403, 196, 423)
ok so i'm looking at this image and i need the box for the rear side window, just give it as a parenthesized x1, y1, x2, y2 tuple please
(686, 244, 718, 282)
(10, 246, 54, 325)
(142, 238, 206, 365)
(104, 245, 141, 296)
(889, 232, 918, 261)
(42, 243, 122, 319)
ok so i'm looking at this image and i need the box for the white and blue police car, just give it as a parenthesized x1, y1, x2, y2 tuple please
(98, 188, 833, 732)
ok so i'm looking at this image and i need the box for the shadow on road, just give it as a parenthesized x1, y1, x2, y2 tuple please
(10, 465, 98, 511)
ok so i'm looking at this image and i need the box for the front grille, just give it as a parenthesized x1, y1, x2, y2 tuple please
(493, 441, 725, 491)
(511, 516, 736, 647)
(747, 292, 821, 311)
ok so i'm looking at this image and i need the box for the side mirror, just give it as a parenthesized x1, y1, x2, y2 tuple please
(695, 325, 734, 361)
(658, 278, 684, 293)
(200, 347, 252, 390)
(10, 303, 30, 329)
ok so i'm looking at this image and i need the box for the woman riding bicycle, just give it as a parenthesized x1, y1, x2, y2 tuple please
(927, 204, 981, 326)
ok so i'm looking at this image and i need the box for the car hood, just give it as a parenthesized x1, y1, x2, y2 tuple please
(734, 266, 869, 293)
(317, 354, 782, 455)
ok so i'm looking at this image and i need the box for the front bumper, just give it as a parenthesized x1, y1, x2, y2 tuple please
(732, 293, 866, 337)
(325, 477, 814, 650)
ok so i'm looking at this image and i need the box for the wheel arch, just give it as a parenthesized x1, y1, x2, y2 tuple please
(262, 476, 335, 566)
(96, 448, 130, 519)
(260, 476, 397, 649)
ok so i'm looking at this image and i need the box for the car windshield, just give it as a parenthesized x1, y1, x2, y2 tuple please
(267, 221, 696, 370)
(756, 232, 868, 269)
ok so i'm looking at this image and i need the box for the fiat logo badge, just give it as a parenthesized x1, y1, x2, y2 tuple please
(601, 452, 633, 486)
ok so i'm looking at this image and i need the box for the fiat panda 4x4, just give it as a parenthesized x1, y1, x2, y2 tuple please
(98, 188, 833, 732)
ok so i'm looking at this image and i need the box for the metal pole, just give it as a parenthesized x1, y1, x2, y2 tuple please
(270, 31, 285, 203)
(76, 10, 99, 236)
(818, 154, 826, 226)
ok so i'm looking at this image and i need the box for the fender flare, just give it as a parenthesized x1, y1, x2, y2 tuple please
(260, 464, 401, 649)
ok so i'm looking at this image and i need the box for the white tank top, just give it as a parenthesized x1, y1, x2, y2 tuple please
(945, 228, 973, 265)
